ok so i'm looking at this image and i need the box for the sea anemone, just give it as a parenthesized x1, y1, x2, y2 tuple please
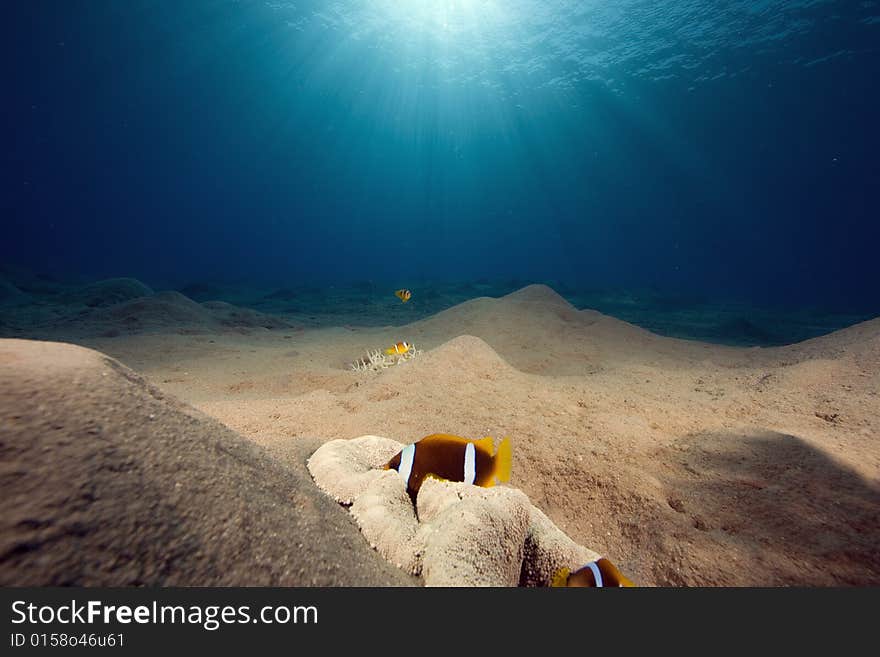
(349, 344, 422, 372)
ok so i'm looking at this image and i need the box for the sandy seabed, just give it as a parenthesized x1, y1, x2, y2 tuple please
(1, 283, 878, 586)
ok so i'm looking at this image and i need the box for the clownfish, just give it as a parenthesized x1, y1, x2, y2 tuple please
(395, 288, 412, 303)
(384, 433, 512, 500)
(384, 341, 412, 356)
(551, 558, 635, 588)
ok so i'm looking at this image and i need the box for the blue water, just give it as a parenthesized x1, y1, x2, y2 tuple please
(3, 1, 879, 312)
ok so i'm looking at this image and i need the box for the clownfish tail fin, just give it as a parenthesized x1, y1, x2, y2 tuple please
(492, 437, 512, 485)
(551, 567, 570, 587)
(618, 574, 636, 587)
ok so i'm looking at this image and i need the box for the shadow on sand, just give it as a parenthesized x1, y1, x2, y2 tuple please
(662, 430, 880, 586)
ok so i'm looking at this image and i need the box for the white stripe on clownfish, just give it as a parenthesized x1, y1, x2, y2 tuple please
(398, 443, 415, 485)
(463, 442, 476, 485)
(588, 561, 603, 587)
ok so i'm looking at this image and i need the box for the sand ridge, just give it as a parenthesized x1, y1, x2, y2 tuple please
(0, 339, 415, 586)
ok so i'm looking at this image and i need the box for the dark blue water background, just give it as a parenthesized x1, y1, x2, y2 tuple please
(3, 1, 879, 312)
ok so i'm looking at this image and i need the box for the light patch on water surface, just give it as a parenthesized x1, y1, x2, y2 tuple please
(264, 0, 876, 94)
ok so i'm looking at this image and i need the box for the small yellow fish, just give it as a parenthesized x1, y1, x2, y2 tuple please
(395, 288, 412, 303)
(551, 558, 635, 588)
(384, 341, 412, 356)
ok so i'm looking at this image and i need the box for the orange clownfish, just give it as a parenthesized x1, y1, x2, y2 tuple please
(395, 288, 412, 303)
(384, 433, 512, 500)
(551, 558, 635, 588)
(384, 341, 412, 356)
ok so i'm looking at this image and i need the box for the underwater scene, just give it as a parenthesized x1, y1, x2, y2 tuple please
(1, 1, 878, 587)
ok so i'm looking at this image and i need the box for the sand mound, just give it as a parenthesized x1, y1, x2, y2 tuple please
(307, 436, 605, 586)
(103, 290, 212, 326)
(0, 339, 414, 586)
(263, 287, 299, 301)
(414, 334, 512, 373)
(404, 283, 692, 375)
(341, 335, 518, 407)
(0, 267, 63, 296)
(778, 317, 880, 362)
(0, 279, 30, 306)
(67, 277, 155, 307)
(178, 282, 226, 302)
(503, 283, 577, 309)
(201, 300, 294, 330)
(411, 284, 581, 332)
(47, 292, 298, 337)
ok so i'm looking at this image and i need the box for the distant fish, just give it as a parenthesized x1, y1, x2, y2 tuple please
(395, 288, 412, 303)
(551, 558, 635, 588)
(384, 341, 412, 356)
(384, 433, 512, 499)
